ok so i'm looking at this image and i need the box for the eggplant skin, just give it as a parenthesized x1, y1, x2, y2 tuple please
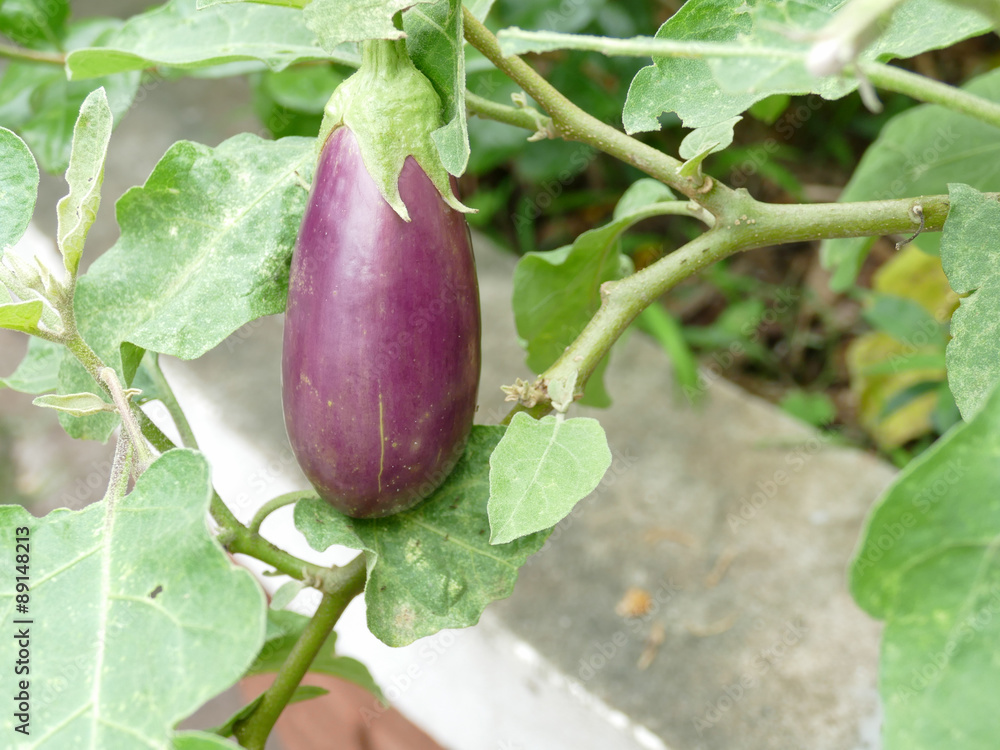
(282, 127, 481, 519)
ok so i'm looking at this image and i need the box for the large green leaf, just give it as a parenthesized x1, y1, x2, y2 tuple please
(488, 413, 611, 544)
(0, 0, 69, 47)
(304, 0, 431, 50)
(404, 0, 469, 176)
(850, 381, 1000, 750)
(294, 427, 550, 646)
(622, 0, 991, 134)
(56, 87, 112, 277)
(247, 610, 385, 702)
(0, 449, 267, 748)
(0, 300, 42, 334)
(0, 19, 139, 174)
(58, 133, 314, 440)
(0, 337, 62, 393)
(822, 68, 1000, 291)
(512, 178, 675, 406)
(0, 127, 38, 251)
(941, 183, 1000, 420)
(66, 0, 350, 79)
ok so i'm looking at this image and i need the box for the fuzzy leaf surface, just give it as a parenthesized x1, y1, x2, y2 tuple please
(66, 0, 343, 78)
(294, 427, 550, 646)
(404, 0, 469, 176)
(850, 382, 1000, 750)
(622, 0, 991, 134)
(821, 68, 1000, 291)
(57, 133, 314, 440)
(941, 183, 1000, 420)
(0, 449, 267, 749)
(57, 87, 112, 276)
(488, 413, 611, 544)
(0, 19, 139, 174)
(0, 127, 39, 251)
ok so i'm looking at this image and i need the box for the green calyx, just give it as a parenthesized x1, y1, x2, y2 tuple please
(320, 39, 472, 221)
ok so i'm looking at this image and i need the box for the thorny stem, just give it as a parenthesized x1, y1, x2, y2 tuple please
(233, 554, 367, 750)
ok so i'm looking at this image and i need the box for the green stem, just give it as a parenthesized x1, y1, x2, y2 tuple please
(144, 354, 200, 449)
(0, 41, 65, 65)
(526, 190, 968, 410)
(462, 8, 728, 208)
(862, 62, 1000, 129)
(465, 90, 554, 136)
(248, 491, 318, 536)
(100, 367, 154, 474)
(233, 554, 367, 750)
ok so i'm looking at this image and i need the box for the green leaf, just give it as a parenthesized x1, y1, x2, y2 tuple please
(294, 426, 550, 646)
(0, 19, 140, 174)
(622, 0, 991, 134)
(778, 391, 837, 427)
(850, 380, 1000, 750)
(66, 0, 350, 80)
(198, 0, 310, 7)
(0, 300, 42, 334)
(58, 133, 314, 441)
(173, 731, 242, 749)
(247, 609, 385, 702)
(941, 183, 1000, 420)
(0, 449, 267, 748)
(512, 178, 674, 405)
(0, 337, 62, 393)
(0, 127, 39, 251)
(32, 391, 112, 416)
(822, 68, 1000, 290)
(488, 413, 611, 544)
(678, 116, 741, 177)
(57, 87, 112, 277)
(405, 0, 470, 176)
(0, 0, 69, 47)
(305, 0, 431, 51)
(863, 292, 947, 347)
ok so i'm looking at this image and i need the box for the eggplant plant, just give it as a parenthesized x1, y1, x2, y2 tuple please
(1, 0, 1000, 748)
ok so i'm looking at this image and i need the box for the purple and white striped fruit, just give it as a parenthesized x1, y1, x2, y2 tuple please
(282, 125, 480, 518)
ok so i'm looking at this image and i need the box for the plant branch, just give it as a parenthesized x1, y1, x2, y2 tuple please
(465, 90, 554, 137)
(514, 190, 975, 414)
(100, 367, 154, 474)
(862, 62, 1000, 129)
(233, 554, 367, 750)
(248, 490, 318, 535)
(0, 41, 65, 65)
(462, 8, 730, 208)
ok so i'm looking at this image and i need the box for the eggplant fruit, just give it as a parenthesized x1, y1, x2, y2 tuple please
(282, 127, 481, 518)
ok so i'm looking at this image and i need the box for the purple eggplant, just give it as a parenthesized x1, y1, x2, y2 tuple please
(282, 127, 481, 518)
